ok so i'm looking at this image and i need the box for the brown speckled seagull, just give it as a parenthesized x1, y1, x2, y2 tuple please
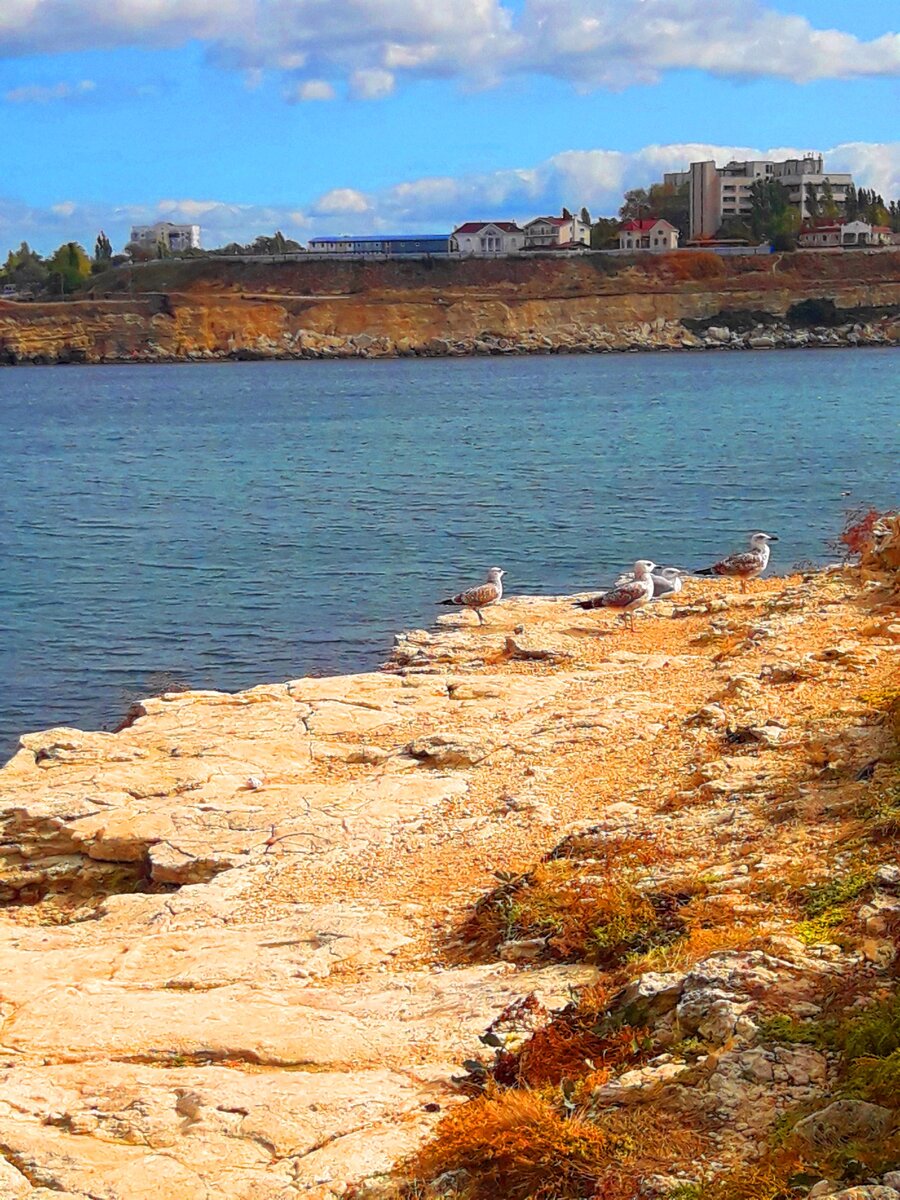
(574, 559, 657, 632)
(696, 532, 778, 593)
(439, 567, 504, 625)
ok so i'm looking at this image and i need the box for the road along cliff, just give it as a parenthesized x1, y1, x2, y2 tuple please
(0, 514, 898, 1199)
(1, 251, 900, 364)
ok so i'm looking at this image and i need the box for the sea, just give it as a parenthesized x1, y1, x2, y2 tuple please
(1, 349, 898, 763)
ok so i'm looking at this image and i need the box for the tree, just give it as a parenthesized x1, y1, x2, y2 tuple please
(805, 183, 820, 222)
(94, 231, 113, 262)
(580, 206, 590, 227)
(47, 242, 91, 293)
(618, 188, 651, 221)
(844, 184, 859, 221)
(561, 207, 573, 221)
(820, 180, 839, 221)
(590, 217, 620, 249)
(1, 241, 48, 292)
(748, 178, 789, 242)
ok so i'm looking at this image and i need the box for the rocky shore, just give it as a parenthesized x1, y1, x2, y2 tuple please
(2, 313, 899, 365)
(0, 515, 898, 1199)
(2, 250, 900, 365)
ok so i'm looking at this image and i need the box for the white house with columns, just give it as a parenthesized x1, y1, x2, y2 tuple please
(450, 222, 526, 255)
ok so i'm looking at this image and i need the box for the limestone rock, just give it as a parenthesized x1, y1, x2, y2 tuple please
(793, 1100, 893, 1148)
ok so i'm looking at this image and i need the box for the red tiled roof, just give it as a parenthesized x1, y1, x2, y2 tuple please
(453, 221, 522, 234)
(525, 216, 568, 227)
(621, 218, 672, 232)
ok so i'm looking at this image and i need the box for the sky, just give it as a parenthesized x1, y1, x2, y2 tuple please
(1, 0, 900, 253)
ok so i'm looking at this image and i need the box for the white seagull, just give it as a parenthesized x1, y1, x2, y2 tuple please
(439, 567, 504, 625)
(574, 559, 657, 632)
(615, 565, 683, 599)
(696, 532, 778, 592)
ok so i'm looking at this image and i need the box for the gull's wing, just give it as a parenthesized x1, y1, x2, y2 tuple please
(599, 579, 649, 609)
(713, 551, 763, 576)
(455, 582, 501, 607)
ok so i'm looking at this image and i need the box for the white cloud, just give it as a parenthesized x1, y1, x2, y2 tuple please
(350, 67, 395, 99)
(3, 140, 900, 255)
(4, 78, 96, 103)
(286, 78, 336, 102)
(0, 1, 898, 98)
(313, 188, 370, 215)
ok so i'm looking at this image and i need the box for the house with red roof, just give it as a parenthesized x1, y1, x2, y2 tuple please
(617, 218, 679, 253)
(450, 221, 526, 255)
(798, 220, 897, 249)
(523, 215, 590, 249)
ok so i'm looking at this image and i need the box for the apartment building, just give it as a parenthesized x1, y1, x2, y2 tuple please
(666, 155, 853, 239)
(129, 222, 202, 252)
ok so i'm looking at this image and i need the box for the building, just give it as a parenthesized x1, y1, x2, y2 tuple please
(617, 218, 680, 253)
(522, 215, 590, 249)
(306, 234, 450, 255)
(450, 222, 525, 255)
(798, 220, 896, 249)
(667, 154, 854, 240)
(129, 222, 202, 252)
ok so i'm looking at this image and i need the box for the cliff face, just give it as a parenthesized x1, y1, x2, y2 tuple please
(2, 251, 900, 363)
(1, 517, 898, 1199)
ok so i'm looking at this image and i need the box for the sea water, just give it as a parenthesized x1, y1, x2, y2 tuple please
(1, 349, 897, 760)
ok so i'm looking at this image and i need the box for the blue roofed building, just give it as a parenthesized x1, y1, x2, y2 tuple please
(306, 234, 451, 255)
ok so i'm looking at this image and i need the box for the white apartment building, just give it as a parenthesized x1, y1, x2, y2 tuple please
(665, 155, 853, 239)
(129, 222, 202, 253)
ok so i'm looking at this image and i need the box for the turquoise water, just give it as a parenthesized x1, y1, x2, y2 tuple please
(1, 350, 898, 761)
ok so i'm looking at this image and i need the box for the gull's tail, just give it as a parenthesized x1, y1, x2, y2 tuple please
(439, 595, 461, 606)
(574, 595, 606, 610)
(694, 566, 714, 576)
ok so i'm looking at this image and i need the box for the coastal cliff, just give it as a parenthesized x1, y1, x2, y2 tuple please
(1, 515, 898, 1199)
(2, 251, 900, 364)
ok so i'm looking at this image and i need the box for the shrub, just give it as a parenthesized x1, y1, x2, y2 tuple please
(405, 1089, 617, 1200)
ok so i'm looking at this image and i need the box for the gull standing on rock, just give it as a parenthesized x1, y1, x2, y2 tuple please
(696, 532, 778, 593)
(439, 567, 504, 625)
(574, 560, 657, 632)
(616, 565, 684, 599)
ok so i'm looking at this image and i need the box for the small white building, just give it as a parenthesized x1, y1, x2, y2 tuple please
(618, 219, 679, 253)
(798, 220, 894, 249)
(522, 215, 591, 249)
(129, 222, 202, 253)
(450, 222, 525, 255)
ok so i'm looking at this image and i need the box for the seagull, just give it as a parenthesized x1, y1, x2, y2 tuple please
(615, 565, 683, 599)
(438, 567, 504, 625)
(574, 560, 657, 632)
(696, 532, 778, 593)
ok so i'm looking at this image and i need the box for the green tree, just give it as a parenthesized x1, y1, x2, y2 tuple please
(589, 217, 620, 249)
(1, 242, 49, 292)
(805, 183, 820, 222)
(47, 242, 92, 293)
(94, 231, 113, 262)
(580, 206, 590, 227)
(844, 184, 859, 221)
(820, 180, 839, 221)
(748, 178, 789, 242)
(618, 188, 651, 221)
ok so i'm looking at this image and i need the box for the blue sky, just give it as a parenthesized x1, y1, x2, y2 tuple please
(2, 1, 900, 252)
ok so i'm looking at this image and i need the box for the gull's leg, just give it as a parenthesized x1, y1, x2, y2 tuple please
(741, 577, 747, 594)
(476, 608, 484, 625)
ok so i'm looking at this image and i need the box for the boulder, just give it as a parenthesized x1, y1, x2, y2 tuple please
(793, 1099, 893, 1149)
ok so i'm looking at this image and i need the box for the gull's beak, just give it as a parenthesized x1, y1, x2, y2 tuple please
(768, 535, 779, 542)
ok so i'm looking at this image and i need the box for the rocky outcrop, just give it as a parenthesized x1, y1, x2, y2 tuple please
(1, 251, 900, 364)
(1, 523, 898, 1197)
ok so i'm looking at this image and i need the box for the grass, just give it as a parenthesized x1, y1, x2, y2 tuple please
(792, 867, 874, 946)
(460, 854, 685, 966)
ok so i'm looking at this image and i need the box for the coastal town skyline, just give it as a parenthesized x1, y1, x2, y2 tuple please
(2, 1, 900, 251)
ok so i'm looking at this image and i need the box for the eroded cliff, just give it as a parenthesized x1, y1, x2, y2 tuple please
(2, 251, 900, 364)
